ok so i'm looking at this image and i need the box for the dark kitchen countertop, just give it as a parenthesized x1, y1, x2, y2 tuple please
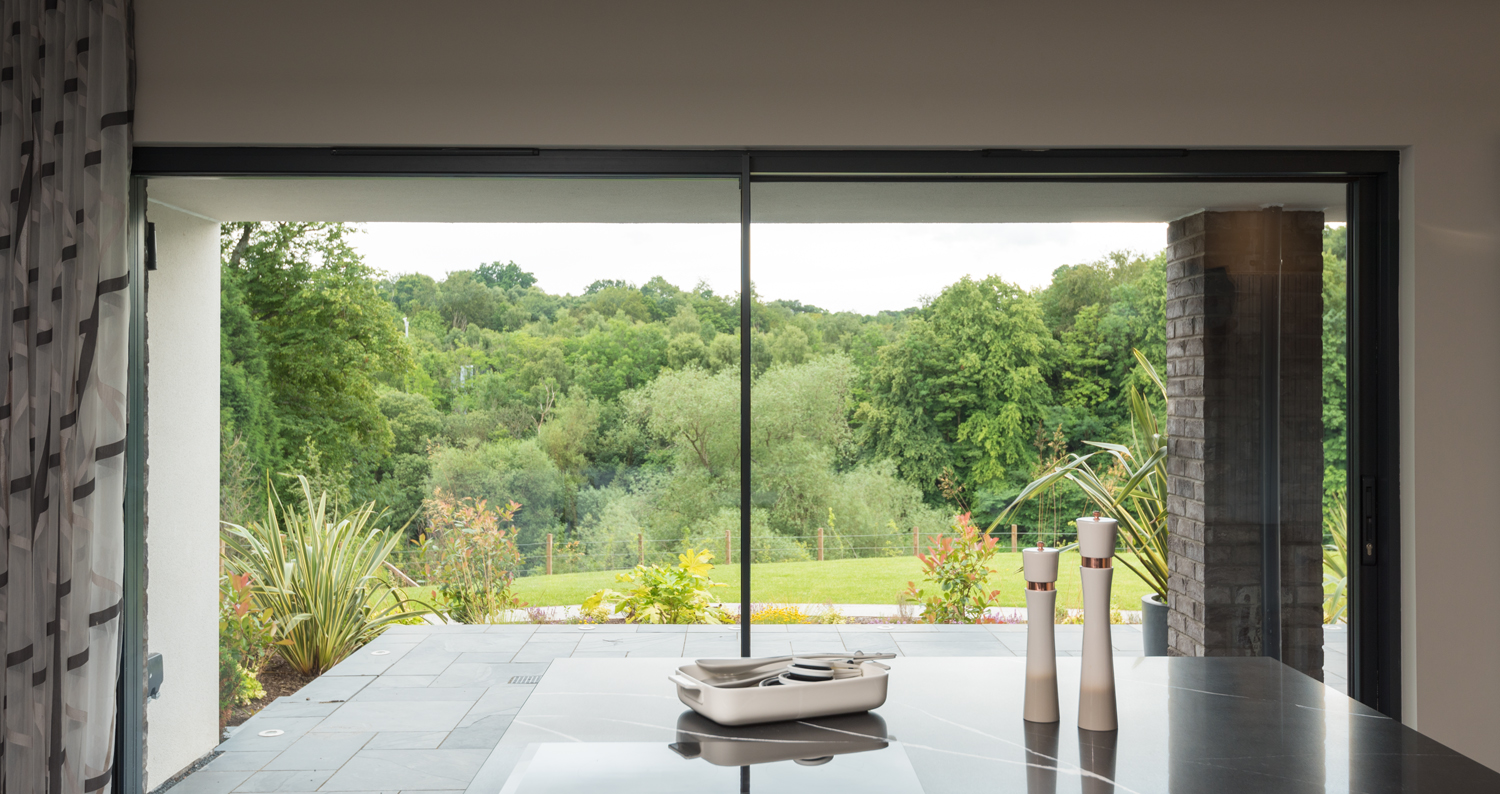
(470, 656, 1500, 793)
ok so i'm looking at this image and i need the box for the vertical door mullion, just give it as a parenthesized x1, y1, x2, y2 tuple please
(1346, 178, 1368, 707)
(1373, 166, 1403, 720)
(1348, 171, 1402, 719)
(739, 156, 752, 656)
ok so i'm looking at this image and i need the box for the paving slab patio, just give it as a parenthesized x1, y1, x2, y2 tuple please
(164, 624, 1348, 794)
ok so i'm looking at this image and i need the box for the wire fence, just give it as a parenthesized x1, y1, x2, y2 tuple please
(388, 524, 1089, 581)
(506, 529, 1081, 552)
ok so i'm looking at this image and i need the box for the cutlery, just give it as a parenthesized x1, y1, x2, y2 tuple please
(695, 652, 895, 676)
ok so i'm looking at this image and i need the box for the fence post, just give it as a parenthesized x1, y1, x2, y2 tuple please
(725, 528, 732, 565)
(384, 561, 418, 587)
(546, 533, 554, 576)
(638, 532, 644, 566)
(818, 527, 824, 562)
(913, 525, 919, 556)
(1011, 524, 1018, 553)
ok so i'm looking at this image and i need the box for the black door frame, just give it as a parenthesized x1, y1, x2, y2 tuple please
(119, 147, 1401, 789)
(118, 176, 148, 794)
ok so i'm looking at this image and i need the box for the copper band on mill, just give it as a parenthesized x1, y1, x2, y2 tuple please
(1081, 556, 1112, 569)
(1025, 581, 1056, 591)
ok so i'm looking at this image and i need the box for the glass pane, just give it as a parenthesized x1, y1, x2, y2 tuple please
(1321, 221, 1349, 692)
(185, 174, 743, 699)
(344, 181, 747, 624)
(746, 180, 1346, 680)
(749, 181, 1185, 631)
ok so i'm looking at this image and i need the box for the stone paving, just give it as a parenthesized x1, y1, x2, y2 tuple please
(165, 624, 1349, 794)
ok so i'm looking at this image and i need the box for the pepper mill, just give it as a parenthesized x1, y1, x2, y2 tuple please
(1077, 512, 1118, 732)
(1022, 540, 1061, 723)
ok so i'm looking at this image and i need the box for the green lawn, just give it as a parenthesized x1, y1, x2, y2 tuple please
(498, 552, 1156, 612)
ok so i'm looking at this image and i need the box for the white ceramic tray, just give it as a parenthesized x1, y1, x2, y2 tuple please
(669, 662, 889, 726)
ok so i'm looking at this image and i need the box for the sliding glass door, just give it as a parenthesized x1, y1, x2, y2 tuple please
(130, 150, 1400, 740)
(743, 177, 1353, 689)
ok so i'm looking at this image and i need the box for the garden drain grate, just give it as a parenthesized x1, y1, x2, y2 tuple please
(509, 675, 543, 685)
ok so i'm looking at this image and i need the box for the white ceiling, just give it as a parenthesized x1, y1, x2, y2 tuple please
(147, 176, 1346, 224)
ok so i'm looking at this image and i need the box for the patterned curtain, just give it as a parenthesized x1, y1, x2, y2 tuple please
(0, 1, 133, 793)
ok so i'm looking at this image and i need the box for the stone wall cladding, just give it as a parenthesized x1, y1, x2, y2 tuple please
(1164, 209, 1326, 679)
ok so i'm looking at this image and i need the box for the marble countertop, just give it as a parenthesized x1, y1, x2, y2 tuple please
(478, 656, 1499, 793)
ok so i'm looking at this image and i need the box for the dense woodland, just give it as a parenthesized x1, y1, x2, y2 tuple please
(219, 223, 1347, 572)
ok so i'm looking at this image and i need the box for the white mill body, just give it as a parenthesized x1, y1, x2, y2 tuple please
(1077, 515, 1119, 732)
(1022, 545, 1061, 723)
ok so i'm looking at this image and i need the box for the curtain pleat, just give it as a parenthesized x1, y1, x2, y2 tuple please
(0, 1, 132, 792)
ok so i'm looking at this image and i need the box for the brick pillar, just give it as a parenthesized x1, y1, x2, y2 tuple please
(1164, 209, 1325, 679)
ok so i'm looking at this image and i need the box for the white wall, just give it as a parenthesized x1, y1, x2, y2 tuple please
(132, 0, 1500, 770)
(143, 201, 221, 789)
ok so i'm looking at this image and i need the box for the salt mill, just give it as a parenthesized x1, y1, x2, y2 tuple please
(1077, 512, 1118, 732)
(1022, 539, 1061, 723)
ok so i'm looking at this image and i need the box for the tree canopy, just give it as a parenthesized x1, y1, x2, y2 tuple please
(221, 225, 1346, 570)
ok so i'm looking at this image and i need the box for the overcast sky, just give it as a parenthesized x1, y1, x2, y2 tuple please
(352, 222, 1170, 315)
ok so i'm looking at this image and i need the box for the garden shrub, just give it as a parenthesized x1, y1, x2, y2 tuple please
(222, 476, 432, 676)
(421, 490, 526, 623)
(750, 604, 808, 624)
(904, 513, 1003, 623)
(218, 645, 264, 728)
(218, 572, 275, 727)
(812, 604, 847, 624)
(583, 548, 732, 624)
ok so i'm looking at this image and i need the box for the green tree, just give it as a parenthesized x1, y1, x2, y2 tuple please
(1323, 225, 1348, 519)
(222, 222, 413, 502)
(583, 284, 653, 324)
(220, 273, 277, 478)
(585, 279, 631, 294)
(1056, 303, 1111, 411)
(1039, 259, 1117, 332)
(639, 276, 685, 323)
(383, 273, 438, 315)
(428, 439, 566, 551)
(1018, 249, 1169, 462)
(627, 367, 740, 477)
(686, 282, 738, 335)
(437, 270, 498, 330)
(858, 276, 1057, 500)
(374, 391, 444, 530)
(752, 355, 857, 536)
(770, 325, 811, 366)
(538, 390, 601, 529)
(568, 320, 668, 402)
(359, 260, 1192, 566)
(476, 260, 537, 290)
(1096, 252, 1167, 414)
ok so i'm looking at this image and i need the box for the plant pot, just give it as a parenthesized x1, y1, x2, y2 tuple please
(1141, 593, 1168, 656)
